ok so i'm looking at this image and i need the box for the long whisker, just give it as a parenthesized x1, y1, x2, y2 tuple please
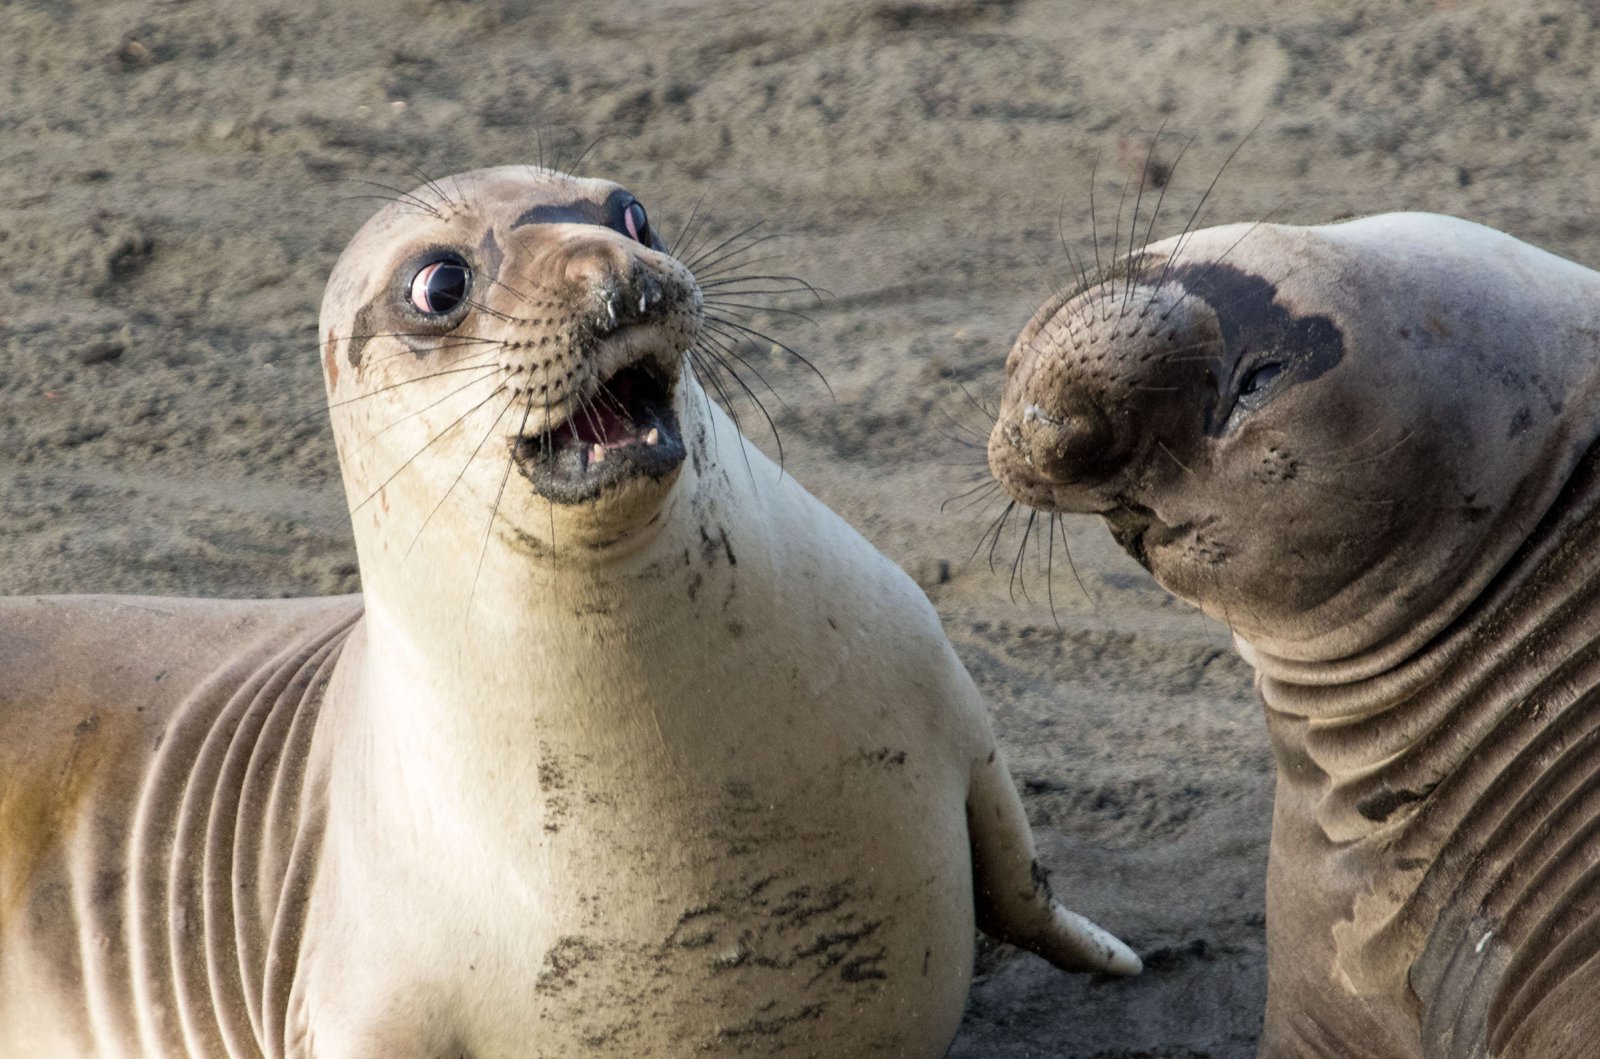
(1055, 512, 1091, 606)
(1008, 507, 1038, 603)
(1153, 119, 1262, 296)
(700, 299, 821, 326)
(349, 383, 509, 515)
(699, 321, 793, 410)
(328, 178, 445, 219)
(942, 478, 1003, 514)
(1120, 123, 1163, 311)
(693, 337, 785, 470)
(973, 499, 1018, 571)
(699, 274, 828, 299)
(704, 314, 832, 397)
(404, 386, 522, 559)
(684, 232, 789, 280)
(679, 221, 766, 272)
(325, 362, 503, 413)
(465, 389, 534, 622)
(402, 163, 460, 215)
(687, 346, 757, 477)
(353, 370, 503, 454)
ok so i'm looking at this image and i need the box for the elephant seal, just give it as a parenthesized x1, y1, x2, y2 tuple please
(0, 166, 1138, 1059)
(988, 212, 1600, 1059)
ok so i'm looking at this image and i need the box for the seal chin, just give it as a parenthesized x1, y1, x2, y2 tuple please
(510, 360, 687, 505)
(1103, 501, 1195, 573)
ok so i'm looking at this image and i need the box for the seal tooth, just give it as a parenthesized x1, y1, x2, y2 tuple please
(591, 442, 607, 465)
(645, 427, 660, 446)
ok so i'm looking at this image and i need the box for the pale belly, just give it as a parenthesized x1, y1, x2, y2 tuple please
(297, 753, 979, 1059)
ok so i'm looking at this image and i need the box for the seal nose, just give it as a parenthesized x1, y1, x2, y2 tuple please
(604, 267, 666, 329)
(560, 237, 670, 334)
(1016, 395, 1119, 485)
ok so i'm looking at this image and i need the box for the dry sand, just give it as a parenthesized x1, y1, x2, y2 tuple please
(5, 0, 1600, 1054)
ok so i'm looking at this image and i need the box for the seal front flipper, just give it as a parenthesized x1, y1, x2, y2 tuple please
(966, 743, 1142, 975)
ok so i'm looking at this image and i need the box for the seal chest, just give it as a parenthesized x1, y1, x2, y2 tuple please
(989, 211, 1600, 1058)
(0, 166, 1136, 1059)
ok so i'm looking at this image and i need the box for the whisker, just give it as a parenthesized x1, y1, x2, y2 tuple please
(328, 178, 446, 219)
(566, 132, 612, 178)
(1054, 512, 1091, 606)
(667, 192, 709, 259)
(942, 478, 1002, 514)
(703, 315, 832, 397)
(973, 499, 1018, 571)
(693, 338, 785, 471)
(1136, 127, 1189, 272)
(1155, 439, 1197, 476)
(466, 389, 535, 622)
(481, 272, 532, 304)
(700, 299, 821, 326)
(1152, 119, 1262, 296)
(325, 362, 504, 413)
(1008, 507, 1038, 603)
(404, 386, 523, 559)
(699, 322, 793, 409)
(692, 252, 793, 282)
(1088, 149, 1104, 275)
(349, 383, 510, 515)
(1120, 121, 1165, 312)
(353, 370, 502, 454)
(685, 231, 788, 280)
(680, 221, 766, 272)
(687, 346, 757, 477)
(402, 163, 461, 215)
(461, 297, 517, 324)
(699, 274, 829, 299)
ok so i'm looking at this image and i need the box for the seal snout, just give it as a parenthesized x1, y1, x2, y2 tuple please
(988, 276, 1218, 516)
(501, 224, 703, 506)
(988, 303, 1146, 510)
(1015, 395, 1119, 487)
(565, 242, 678, 336)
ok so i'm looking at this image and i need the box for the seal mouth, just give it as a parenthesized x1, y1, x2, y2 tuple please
(510, 362, 686, 504)
(1103, 501, 1191, 571)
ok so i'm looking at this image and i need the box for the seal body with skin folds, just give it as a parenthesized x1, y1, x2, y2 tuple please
(0, 166, 1138, 1059)
(988, 212, 1600, 1058)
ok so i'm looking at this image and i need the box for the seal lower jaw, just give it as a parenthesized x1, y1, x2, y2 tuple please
(510, 362, 687, 505)
(1103, 501, 1196, 572)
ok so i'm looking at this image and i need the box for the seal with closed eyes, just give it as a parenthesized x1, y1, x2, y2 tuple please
(0, 165, 1137, 1059)
(988, 212, 1600, 1058)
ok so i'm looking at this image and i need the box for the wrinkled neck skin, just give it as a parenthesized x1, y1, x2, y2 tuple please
(1250, 424, 1600, 1052)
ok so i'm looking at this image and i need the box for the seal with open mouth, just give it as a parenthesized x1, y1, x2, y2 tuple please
(0, 166, 1137, 1059)
(989, 212, 1600, 1058)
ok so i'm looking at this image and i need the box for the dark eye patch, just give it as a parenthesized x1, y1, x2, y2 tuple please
(1157, 261, 1344, 434)
(510, 187, 658, 249)
(511, 187, 635, 230)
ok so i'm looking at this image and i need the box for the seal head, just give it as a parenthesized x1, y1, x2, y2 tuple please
(990, 216, 1600, 670)
(319, 166, 702, 552)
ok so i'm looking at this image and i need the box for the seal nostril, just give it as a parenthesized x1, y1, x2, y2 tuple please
(1021, 396, 1120, 486)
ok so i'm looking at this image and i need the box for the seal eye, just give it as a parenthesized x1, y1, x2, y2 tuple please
(408, 256, 471, 315)
(1240, 362, 1283, 398)
(622, 200, 651, 246)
